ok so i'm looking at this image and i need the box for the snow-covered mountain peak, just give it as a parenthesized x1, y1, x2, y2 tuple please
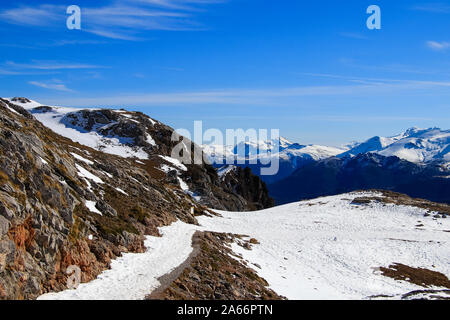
(279, 136, 294, 149)
(340, 127, 449, 164)
(378, 127, 449, 163)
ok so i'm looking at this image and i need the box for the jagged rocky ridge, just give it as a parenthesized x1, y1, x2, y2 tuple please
(0, 98, 272, 299)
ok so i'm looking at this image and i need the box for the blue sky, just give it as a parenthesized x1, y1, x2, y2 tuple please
(0, 0, 449, 146)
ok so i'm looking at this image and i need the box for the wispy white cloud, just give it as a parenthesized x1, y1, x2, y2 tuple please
(427, 41, 450, 51)
(0, 69, 29, 75)
(29, 81, 73, 92)
(50, 40, 108, 46)
(338, 57, 446, 75)
(130, 0, 225, 11)
(83, 29, 144, 41)
(0, 4, 65, 26)
(5, 60, 106, 70)
(412, 3, 450, 13)
(0, 1, 224, 40)
(36, 78, 450, 107)
(338, 32, 367, 40)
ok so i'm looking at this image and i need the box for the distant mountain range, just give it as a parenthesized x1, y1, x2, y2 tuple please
(340, 127, 450, 163)
(204, 127, 450, 204)
(204, 137, 344, 184)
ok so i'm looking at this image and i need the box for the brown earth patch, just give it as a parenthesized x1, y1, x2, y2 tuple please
(7, 216, 35, 251)
(380, 263, 450, 289)
(351, 190, 450, 216)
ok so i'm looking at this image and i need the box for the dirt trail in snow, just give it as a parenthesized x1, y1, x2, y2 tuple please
(146, 231, 202, 300)
(38, 221, 199, 300)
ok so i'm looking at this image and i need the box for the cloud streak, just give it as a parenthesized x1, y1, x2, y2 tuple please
(412, 3, 450, 13)
(0, 0, 224, 40)
(36, 78, 450, 107)
(427, 41, 450, 51)
(29, 81, 73, 92)
(6, 60, 106, 70)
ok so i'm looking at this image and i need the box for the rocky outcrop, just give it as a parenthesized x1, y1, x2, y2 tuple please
(220, 167, 274, 210)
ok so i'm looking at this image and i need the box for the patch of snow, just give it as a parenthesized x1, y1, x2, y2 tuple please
(177, 177, 189, 191)
(159, 156, 187, 171)
(38, 156, 48, 165)
(3, 104, 20, 115)
(177, 177, 201, 201)
(217, 165, 236, 178)
(76, 164, 104, 184)
(159, 164, 175, 173)
(85, 201, 102, 216)
(115, 188, 128, 196)
(145, 133, 156, 146)
(102, 171, 113, 178)
(70, 152, 94, 165)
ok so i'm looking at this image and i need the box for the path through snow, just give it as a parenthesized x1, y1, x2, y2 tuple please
(38, 221, 198, 300)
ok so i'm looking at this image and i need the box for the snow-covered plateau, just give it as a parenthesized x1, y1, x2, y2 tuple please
(39, 192, 450, 300)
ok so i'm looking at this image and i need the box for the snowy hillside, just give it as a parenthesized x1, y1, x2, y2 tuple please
(4, 97, 157, 159)
(199, 192, 450, 299)
(39, 191, 450, 300)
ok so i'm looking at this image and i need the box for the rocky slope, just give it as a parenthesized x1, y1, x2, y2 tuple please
(0, 98, 272, 299)
(219, 166, 274, 210)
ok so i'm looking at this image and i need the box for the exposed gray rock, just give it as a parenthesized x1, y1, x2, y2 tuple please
(0, 201, 14, 220)
(0, 216, 10, 237)
(95, 200, 117, 217)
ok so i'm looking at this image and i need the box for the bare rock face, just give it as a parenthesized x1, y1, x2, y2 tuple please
(221, 166, 274, 210)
